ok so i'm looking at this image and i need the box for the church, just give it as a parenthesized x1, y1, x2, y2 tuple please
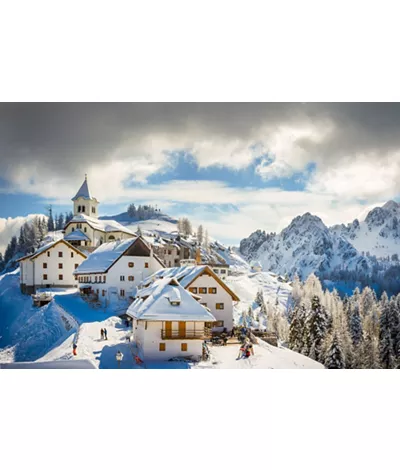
(63, 175, 135, 249)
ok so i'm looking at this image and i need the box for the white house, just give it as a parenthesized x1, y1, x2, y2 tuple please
(126, 277, 216, 361)
(19, 239, 87, 295)
(64, 176, 135, 248)
(250, 260, 262, 273)
(141, 265, 240, 332)
(74, 236, 165, 303)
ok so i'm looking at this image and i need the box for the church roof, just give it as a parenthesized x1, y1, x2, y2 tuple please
(72, 176, 94, 201)
(64, 229, 91, 241)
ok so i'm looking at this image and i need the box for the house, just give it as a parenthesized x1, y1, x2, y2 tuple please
(251, 260, 262, 272)
(64, 175, 135, 248)
(141, 265, 240, 332)
(126, 277, 216, 361)
(19, 239, 87, 295)
(74, 236, 165, 303)
(209, 263, 229, 280)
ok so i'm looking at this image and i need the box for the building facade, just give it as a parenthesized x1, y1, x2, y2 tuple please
(64, 176, 135, 248)
(19, 239, 87, 295)
(74, 237, 165, 303)
(127, 278, 216, 361)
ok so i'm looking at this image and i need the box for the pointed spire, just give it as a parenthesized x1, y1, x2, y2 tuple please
(72, 175, 92, 201)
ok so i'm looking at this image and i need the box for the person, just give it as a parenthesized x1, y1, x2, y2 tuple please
(237, 342, 247, 359)
(100, 328, 104, 340)
(73, 343, 77, 356)
(245, 348, 251, 358)
(231, 327, 235, 338)
(104, 327, 108, 340)
(248, 343, 254, 356)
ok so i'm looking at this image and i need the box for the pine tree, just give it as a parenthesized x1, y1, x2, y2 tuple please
(325, 332, 345, 369)
(47, 205, 55, 232)
(349, 303, 363, 346)
(255, 289, 264, 306)
(197, 225, 204, 245)
(308, 295, 328, 363)
(57, 213, 64, 230)
(379, 298, 396, 369)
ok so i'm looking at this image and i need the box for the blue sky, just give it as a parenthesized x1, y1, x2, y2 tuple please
(1, 103, 399, 248)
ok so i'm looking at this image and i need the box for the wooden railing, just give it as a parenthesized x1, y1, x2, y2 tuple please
(161, 328, 211, 340)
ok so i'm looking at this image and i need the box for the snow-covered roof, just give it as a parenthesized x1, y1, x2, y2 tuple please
(18, 239, 87, 262)
(251, 260, 262, 268)
(64, 229, 90, 241)
(72, 177, 94, 201)
(142, 264, 240, 301)
(67, 214, 135, 235)
(74, 238, 138, 274)
(126, 278, 216, 322)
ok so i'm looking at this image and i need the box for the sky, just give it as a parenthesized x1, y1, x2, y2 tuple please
(0, 102, 399, 250)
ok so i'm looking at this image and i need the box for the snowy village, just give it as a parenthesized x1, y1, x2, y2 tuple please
(1, 172, 399, 369)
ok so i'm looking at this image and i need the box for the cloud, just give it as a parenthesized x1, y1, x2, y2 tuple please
(0, 214, 42, 254)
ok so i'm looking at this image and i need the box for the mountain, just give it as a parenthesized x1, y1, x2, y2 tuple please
(240, 212, 370, 280)
(331, 200, 400, 259)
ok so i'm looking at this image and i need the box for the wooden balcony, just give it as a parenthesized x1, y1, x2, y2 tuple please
(161, 328, 211, 340)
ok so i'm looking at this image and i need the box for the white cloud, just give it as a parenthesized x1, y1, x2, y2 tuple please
(0, 214, 44, 254)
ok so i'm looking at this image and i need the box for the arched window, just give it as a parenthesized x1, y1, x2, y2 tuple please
(82, 205, 85, 213)
(78, 205, 81, 212)
(108, 235, 115, 241)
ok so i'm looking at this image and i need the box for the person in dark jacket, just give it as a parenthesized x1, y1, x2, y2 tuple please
(100, 328, 104, 340)
(73, 343, 77, 356)
(103, 328, 108, 340)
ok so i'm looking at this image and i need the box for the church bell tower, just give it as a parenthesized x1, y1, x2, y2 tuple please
(72, 175, 99, 218)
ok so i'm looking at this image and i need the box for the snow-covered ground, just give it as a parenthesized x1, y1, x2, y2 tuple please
(195, 342, 323, 369)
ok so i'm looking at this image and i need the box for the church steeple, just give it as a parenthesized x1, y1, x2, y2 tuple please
(72, 175, 99, 218)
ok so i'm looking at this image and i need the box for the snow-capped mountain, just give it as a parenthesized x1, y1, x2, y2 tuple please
(331, 200, 400, 259)
(240, 212, 370, 280)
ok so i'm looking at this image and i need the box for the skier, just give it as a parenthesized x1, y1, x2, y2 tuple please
(73, 343, 77, 356)
(100, 328, 104, 340)
(104, 327, 108, 340)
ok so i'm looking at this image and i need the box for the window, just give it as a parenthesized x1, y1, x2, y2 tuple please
(199, 287, 207, 294)
(59, 274, 63, 281)
(96, 289, 99, 294)
(58, 252, 63, 258)
(95, 276, 98, 283)
(120, 289, 125, 297)
(128, 276, 134, 282)
(189, 287, 198, 294)
(214, 320, 224, 327)
(102, 290, 105, 297)
(72, 227, 75, 232)
(145, 262, 149, 268)
(208, 287, 217, 294)
(75, 264, 78, 269)
(43, 274, 48, 280)
(47, 251, 50, 257)
(221, 269, 226, 274)
(159, 343, 166, 352)
(84, 227, 87, 233)
(103, 275, 106, 283)
(43, 263, 47, 269)
(120, 275, 125, 281)
(181, 343, 188, 352)
(71, 252, 74, 258)
(168, 250, 172, 255)
(78, 205, 81, 212)
(58, 263, 63, 269)
(216, 303, 224, 310)
(82, 205, 85, 213)
(128, 262, 134, 268)
(92, 207, 96, 214)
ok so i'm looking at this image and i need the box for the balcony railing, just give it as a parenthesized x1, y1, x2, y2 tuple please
(161, 328, 211, 340)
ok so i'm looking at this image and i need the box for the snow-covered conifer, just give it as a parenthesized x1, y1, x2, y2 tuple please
(324, 332, 345, 369)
